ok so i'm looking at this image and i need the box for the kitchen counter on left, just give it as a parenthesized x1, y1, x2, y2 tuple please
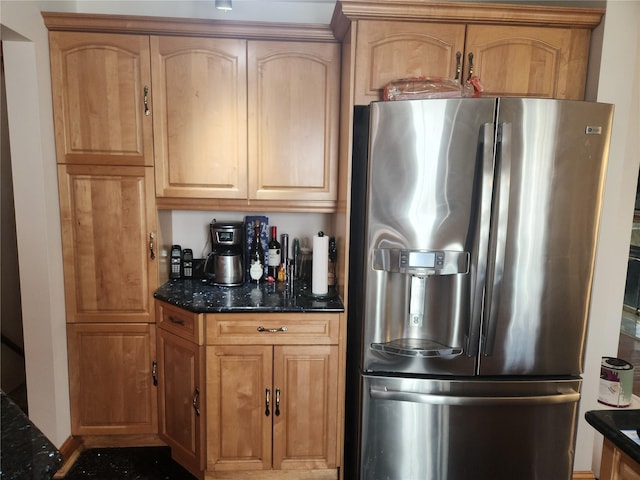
(154, 279, 345, 313)
(1, 391, 62, 479)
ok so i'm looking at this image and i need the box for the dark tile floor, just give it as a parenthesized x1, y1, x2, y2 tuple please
(61, 446, 196, 480)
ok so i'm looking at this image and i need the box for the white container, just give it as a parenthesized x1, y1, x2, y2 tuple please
(598, 356, 634, 407)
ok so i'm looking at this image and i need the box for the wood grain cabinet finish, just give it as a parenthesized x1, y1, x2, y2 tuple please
(57, 164, 158, 323)
(248, 41, 340, 204)
(151, 36, 248, 200)
(66, 323, 158, 435)
(206, 345, 339, 475)
(464, 25, 591, 100)
(600, 438, 640, 480)
(206, 313, 341, 478)
(48, 31, 154, 166)
(354, 21, 466, 105)
(352, 19, 592, 104)
(153, 37, 340, 210)
(156, 302, 205, 480)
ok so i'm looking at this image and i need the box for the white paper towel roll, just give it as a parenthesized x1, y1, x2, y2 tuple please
(312, 234, 329, 295)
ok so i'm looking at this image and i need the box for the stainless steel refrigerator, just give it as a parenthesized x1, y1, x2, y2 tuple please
(345, 98, 613, 480)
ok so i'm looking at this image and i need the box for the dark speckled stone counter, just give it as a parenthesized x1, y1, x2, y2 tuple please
(1, 391, 62, 479)
(585, 409, 640, 464)
(154, 279, 344, 313)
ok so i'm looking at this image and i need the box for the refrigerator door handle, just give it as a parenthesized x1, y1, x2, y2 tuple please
(370, 386, 580, 406)
(482, 122, 512, 356)
(468, 123, 496, 357)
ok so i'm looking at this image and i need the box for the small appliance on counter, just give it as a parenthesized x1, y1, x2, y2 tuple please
(204, 221, 244, 286)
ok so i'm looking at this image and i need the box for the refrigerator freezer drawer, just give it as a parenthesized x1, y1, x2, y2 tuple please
(360, 375, 581, 480)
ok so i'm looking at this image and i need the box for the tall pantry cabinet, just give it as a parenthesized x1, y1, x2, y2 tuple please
(49, 31, 159, 436)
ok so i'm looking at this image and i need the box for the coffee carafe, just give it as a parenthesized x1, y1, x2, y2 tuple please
(204, 221, 244, 286)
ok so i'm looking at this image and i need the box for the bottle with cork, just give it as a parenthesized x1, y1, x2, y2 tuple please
(328, 236, 337, 287)
(249, 220, 265, 283)
(267, 226, 281, 280)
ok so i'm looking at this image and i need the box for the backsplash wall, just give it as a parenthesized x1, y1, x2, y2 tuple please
(167, 210, 332, 260)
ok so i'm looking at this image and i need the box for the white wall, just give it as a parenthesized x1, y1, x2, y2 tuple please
(1, 1, 72, 446)
(575, 0, 640, 473)
(2, 2, 639, 474)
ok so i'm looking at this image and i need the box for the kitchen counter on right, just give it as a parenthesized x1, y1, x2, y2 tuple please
(585, 409, 640, 465)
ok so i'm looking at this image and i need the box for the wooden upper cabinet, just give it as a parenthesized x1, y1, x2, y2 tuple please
(48, 32, 153, 166)
(248, 41, 340, 204)
(464, 25, 591, 100)
(151, 36, 248, 199)
(354, 21, 465, 105)
(341, 1, 603, 104)
(57, 164, 158, 323)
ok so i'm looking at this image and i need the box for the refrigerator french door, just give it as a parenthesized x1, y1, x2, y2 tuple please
(346, 98, 613, 480)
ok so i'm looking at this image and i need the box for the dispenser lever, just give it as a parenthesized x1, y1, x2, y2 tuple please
(409, 275, 426, 328)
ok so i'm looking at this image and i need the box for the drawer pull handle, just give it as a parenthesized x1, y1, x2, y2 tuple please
(265, 388, 271, 417)
(149, 232, 156, 260)
(152, 360, 158, 387)
(192, 387, 200, 417)
(169, 316, 185, 325)
(257, 326, 288, 333)
(143, 86, 151, 116)
(275, 387, 281, 416)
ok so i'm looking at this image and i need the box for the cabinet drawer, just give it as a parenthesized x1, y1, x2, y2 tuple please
(206, 313, 340, 345)
(156, 301, 204, 345)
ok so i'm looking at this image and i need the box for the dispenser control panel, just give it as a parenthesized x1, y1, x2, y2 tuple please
(373, 249, 469, 276)
(400, 251, 445, 269)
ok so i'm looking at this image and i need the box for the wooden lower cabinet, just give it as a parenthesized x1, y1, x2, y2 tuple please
(154, 305, 342, 478)
(600, 438, 640, 480)
(206, 344, 339, 477)
(66, 323, 158, 435)
(157, 328, 205, 479)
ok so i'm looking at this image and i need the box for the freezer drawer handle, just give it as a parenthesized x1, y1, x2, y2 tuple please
(370, 338, 463, 358)
(369, 387, 580, 406)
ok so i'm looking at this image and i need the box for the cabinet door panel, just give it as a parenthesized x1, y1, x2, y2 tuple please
(58, 165, 157, 322)
(152, 36, 248, 199)
(207, 345, 272, 472)
(354, 21, 466, 105)
(158, 328, 205, 475)
(49, 32, 153, 166)
(272, 345, 338, 470)
(465, 25, 590, 99)
(67, 323, 157, 435)
(248, 41, 340, 203)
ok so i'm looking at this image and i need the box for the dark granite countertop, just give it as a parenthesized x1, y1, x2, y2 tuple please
(585, 409, 640, 464)
(0, 391, 62, 479)
(154, 279, 345, 314)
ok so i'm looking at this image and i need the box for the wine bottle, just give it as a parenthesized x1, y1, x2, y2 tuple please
(249, 220, 265, 283)
(268, 226, 281, 280)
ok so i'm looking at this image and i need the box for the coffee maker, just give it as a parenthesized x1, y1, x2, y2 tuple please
(204, 221, 244, 286)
